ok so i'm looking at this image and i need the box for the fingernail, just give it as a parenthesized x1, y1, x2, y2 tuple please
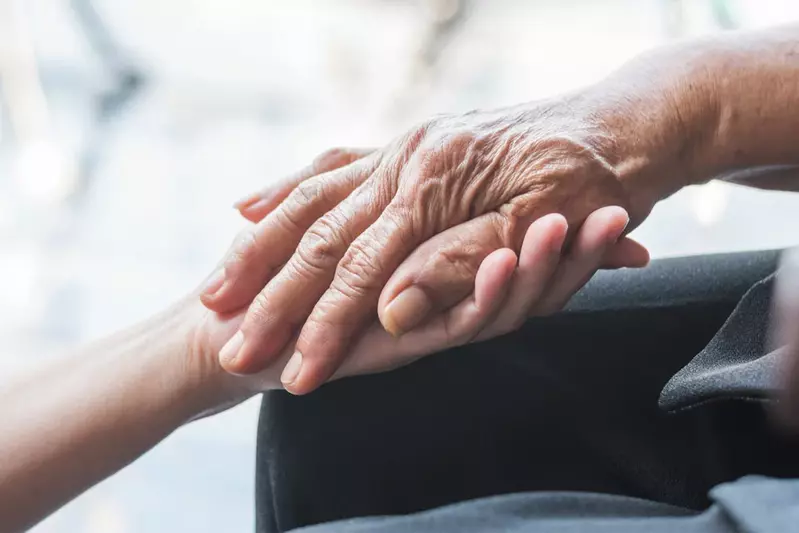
(609, 211, 630, 245)
(551, 220, 568, 253)
(621, 214, 631, 234)
(281, 350, 303, 386)
(219, 330, 245, 368)
(233, 192, 260, 210)
(382, 286, 432, 337)
(201, 268, 226, 297)
(239, 197, 272, 217)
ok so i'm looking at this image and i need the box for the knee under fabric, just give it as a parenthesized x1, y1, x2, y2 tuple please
(255, 250, 796, 533)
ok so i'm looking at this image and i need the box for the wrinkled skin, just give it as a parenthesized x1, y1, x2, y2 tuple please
(202, 99, 655, 394)
(192, 206, 644, 414)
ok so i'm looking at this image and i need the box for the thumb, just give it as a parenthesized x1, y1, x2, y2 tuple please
(378, 212, 510, 337)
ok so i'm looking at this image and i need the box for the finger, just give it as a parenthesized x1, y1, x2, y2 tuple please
(218, 179, 391, 375)
(330, 217, 570, 380)
(377, 213, 511, 337)
(201, 154, 379, 313)
(600, 237, 650, 269)
(475, 214, 569, 340)
(533, 206, 630, 316)
(278, 200, 441, 393)
(235, 148, 375, 223)
(331, 248, 519, 382)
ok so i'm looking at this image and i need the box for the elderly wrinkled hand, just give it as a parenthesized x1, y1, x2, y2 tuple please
(202, 99, 660, 394)
(199, 206, 645, 401)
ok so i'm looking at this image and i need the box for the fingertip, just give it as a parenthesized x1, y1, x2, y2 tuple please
(199, 282, 238, 313)
(233, 192, 261, 210)
(601, 237, 651, 269)
(220, 324, 294, 375)
(530, 212, 568, 233)
(522, 213, 568, 257)
(218, 330, 246, 374)
(474, 248, 517, 310)
(478, 248, 517, 280)
(629, 242, 651, 267)
(239, 197, 277, 223)
(281, 353, 332, 396)
(199, 268, 226, 305)
(599, 205, 631, 237)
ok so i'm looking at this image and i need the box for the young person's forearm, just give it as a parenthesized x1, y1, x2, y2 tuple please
(0, 301, 219, 531)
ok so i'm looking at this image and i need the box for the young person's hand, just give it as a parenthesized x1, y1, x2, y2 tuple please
(188, 205, 647, 406)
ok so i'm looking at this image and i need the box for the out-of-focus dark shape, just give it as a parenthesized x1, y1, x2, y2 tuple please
(710, 0, 737, 30)
(415, 0, 472, 77)
(661, 0, 739, 38)
(388, 0, 472, 119)
(68, 0, 146, 202)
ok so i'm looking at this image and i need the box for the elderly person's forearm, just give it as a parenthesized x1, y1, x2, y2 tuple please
(590, 23, 799, 198)
(205, 24, 799, 395)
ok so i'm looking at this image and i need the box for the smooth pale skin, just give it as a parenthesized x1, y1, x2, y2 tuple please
(204, 24, 799, 396)
(5, 22, 799, 531)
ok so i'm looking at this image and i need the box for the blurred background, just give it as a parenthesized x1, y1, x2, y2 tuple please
(2, 0, 799, 531)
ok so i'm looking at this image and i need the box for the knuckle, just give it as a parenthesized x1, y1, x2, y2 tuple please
(335, 238, 385, 295)
(370, 201, 417, 245)
(295, 217, 348, 275)
(226, 227, 260, 268)
(245, 291, 273, 328)
(393, 118, 437, 162)
(313, 147, 349, 172)
(435, 245, 481, 282)
(292, 178, 326, 208)
(273, 179, 327, 233)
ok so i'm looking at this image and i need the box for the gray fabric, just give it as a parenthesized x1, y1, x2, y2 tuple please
(566, 250, 781, 313)
(294, 476, 799, 532)
(260, 252, 798, 533)
(711, 476, 799, 533)
(659, 274, 787, 412)
(292, 492, 713, 532)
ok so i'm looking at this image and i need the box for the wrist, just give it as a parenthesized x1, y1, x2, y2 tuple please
(178, 295, 288, 421)
(134, 297, 247, 424)
(577, 44, 721, 223)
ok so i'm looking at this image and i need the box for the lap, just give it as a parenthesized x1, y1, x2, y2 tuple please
(255, 251, 784, 533)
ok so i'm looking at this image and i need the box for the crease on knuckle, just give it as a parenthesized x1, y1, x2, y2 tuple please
(434, 244, 481, 282)
(226, 228, 260, 271)
(245, 292, 273, 328)
(274, 179, 332, 233)
(313, 148, 349, 172)
(334, 240, 385, 298)
(292, 178, 327, 209)
(294, 217, 347, 277)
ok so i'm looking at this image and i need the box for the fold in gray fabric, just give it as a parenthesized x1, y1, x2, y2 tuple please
(295, 476, 799, 532)
(711, 476, 799, 533)
(659, 274, 787, 412)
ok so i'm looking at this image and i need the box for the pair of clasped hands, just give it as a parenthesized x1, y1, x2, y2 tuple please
(192, 107, 652, 401)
